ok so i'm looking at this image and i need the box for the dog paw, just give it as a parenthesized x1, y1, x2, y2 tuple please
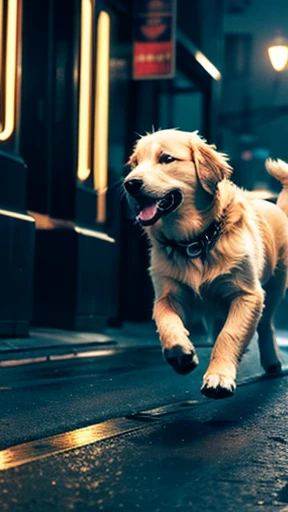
(201, 373, 235, 399)
(164, 345, 199, 375)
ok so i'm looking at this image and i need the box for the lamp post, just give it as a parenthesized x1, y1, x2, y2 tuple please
(268, 35, 288, 71)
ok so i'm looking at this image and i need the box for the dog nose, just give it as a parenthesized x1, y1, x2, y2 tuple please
(124, 178, 143, 197)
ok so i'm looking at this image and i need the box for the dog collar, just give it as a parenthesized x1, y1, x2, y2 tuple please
(158, 221, 223, 260)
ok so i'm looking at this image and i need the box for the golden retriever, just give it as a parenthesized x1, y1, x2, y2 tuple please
(124, 129, 288, 399)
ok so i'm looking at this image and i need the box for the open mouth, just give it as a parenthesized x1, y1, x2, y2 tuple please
(136, 189, 183, 226)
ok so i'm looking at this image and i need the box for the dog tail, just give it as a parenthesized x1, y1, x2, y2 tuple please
(265, 158, 288, 217)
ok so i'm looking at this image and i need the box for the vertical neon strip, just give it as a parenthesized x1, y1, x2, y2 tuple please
(94, 11, 110, 223)
(0, 0, 3, 131)
(0, 0, 18, 141)
(77, 0, 93, 181)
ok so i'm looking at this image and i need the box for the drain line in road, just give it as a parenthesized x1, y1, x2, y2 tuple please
(0, 400, 199, 471)
(1, 369, 287, 472)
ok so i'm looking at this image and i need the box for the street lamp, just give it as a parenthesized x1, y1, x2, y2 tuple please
(268, 35, 288, 71)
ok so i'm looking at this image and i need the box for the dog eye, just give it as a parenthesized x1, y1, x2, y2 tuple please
(128, 157, 138, 168)
(159, 153, 177, 164)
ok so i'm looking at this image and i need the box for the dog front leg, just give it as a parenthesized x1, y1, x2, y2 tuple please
(201, 288, 264, 399)
(152, 276, 199, 375)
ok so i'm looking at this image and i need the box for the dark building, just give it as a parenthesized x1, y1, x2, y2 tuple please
(0, 0, 225, 337)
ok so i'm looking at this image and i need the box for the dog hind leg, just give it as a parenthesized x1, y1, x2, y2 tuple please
(257, 262, 287, 374)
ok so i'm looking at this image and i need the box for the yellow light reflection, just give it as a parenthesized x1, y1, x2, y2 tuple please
(0, 0, 18, 141)
(77, 0, 93, 181)
(75, 225, 115, 242)
(0, 418, 143, 471)
(0, 349, 118, 367)
(0, 449, 13, 470)
(94, 11, 110, 223)
(0, 208, 34, 222)
(195, 50, 221, 81)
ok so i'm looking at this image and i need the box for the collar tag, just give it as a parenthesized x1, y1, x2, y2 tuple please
(158, 220, 223, 261)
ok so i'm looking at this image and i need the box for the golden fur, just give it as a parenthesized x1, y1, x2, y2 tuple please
(124, 129, 288, 398)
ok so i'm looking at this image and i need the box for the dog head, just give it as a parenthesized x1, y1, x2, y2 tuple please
(124, 129, 232, 231)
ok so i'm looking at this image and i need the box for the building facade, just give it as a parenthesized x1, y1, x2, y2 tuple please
(0, 0, 224, 336)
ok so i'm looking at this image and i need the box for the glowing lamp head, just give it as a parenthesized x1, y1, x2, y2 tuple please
(268, 36, 288, 71)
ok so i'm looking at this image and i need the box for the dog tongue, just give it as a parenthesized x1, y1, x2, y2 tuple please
(138, 204, 158, 221)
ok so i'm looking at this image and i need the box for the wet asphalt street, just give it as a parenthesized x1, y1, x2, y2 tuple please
(0, 332, 287, 511)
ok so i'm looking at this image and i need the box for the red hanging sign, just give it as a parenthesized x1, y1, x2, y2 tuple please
(133, 0, 176, 80)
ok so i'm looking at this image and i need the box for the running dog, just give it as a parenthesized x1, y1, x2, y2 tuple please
(124, 129, 288, 398)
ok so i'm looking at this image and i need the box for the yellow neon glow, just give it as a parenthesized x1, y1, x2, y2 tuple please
(0, 0, 3, 131)
(268, 45, 288, 71)
(77, 0, 93, 181)
(0, 0, 18, 141)
(195, 51, 221, 81)
(0, 208, 34, 222)
(75, 225, 115, 243)
(94, 11, 110, 223)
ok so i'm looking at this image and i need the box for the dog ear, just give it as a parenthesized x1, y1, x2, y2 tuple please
(191, 140, 232, 195)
